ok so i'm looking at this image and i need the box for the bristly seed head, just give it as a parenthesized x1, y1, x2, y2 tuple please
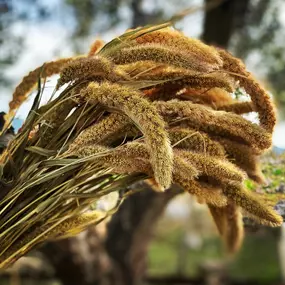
(2, 24, 282, 264)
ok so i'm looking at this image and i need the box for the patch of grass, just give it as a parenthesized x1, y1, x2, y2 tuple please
(148, 227, 224, 277)
(229, 232, 281, 284)
(246, 152, 285, 206)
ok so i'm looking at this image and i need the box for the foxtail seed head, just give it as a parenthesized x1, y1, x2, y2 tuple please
(79, 82, 174, 190)
(219, 49, 276, 133)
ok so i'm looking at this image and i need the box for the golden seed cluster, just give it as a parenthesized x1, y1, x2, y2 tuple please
(7, 24, 282, 255)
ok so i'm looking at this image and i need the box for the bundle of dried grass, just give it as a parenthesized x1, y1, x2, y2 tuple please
(0, 24, 283, 268)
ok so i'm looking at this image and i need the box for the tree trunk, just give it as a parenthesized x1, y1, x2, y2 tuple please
(131, 0, 163, 28)
(105, 184, 179, 285)
(202, 0, 250, 48)
(40, 223, 111, 285)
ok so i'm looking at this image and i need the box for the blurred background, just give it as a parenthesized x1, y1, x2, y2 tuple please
(0, 0, 285, 284)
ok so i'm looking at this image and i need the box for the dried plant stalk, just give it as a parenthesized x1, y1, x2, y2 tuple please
(223, 183, 282, 227)
(0, 23, 282, 266)
(88, 39, 105, 56)
(176, 149, 245, 183)
(219, 49, 276, 133)
(169, 127, 225, 157)
(110, 44, 215, 73)
(79, 82, 173, 190)
(74, 142, 227, 206)
(208, 202, 244, 253)
(10, 58, 73, 111)
(2, 58, 73, 132)
(217, 138, 264, 183)
(178, 87, 234, 107)
(155, 100, 272, 151)
(57, 56, 129, 88)
(69, 113, 130, 152)
(134, 28, 222, 68)
(217, 101, 254, 114)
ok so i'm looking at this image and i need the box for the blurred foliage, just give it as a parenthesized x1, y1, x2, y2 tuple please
(148, 217, 281, 283)
(65, 0, 120, 36)
(231, 0, 285, 117)
(148, 228, 224, 276)
(2, 0, 285, 114)
(229, 232, 281, 284)
(247, 151, 285, 207)
(0, 0, 23, 86)
(0, 0, 167, 59)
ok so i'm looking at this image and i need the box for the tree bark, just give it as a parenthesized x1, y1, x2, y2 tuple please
(105, 184, 179, 285)
(131, 0, 163, 28)
(40, 224, 111, 285)
(202, 0, 250, 48)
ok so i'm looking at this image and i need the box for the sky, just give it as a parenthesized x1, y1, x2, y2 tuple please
(1, 0, 285, 148)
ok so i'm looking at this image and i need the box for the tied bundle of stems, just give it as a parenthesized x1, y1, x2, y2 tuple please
(0, 23, 283, 268)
